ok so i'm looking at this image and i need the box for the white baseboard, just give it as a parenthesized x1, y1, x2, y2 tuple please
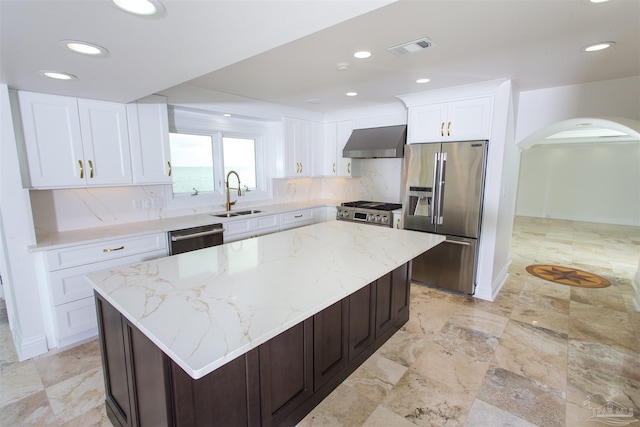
(475, 260, 511, 301)
(14, 331, 48, 361)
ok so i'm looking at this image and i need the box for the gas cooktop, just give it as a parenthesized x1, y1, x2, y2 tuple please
(340, 201, 403, 211)
(337, 201, 403, 227)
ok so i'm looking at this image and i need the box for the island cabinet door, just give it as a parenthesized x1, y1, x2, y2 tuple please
(170, 350, 261, 427)
(259, 320, 314, 427)
(374, 272, 394, 339)
(392, 261, 411, 326)
(96, 296, 135, 427)
(348, 282, 376, 361)
(96, 296, 174, 427)
(313, 299, 349, 391)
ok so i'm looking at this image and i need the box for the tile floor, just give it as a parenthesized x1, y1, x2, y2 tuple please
(1, 216, 639, 426)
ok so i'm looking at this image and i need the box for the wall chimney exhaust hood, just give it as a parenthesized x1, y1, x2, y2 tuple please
(342, 125, 407, 159)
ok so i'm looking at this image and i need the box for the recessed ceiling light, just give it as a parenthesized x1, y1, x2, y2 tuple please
(416, 78, 431, 84)
(353, 51, 371, 59)
(223, 113, 231, 117)
(589, 0, 611, 3)
(40, 71, 77, 80)
(581, 41, 615, 52)
(112, 0, 164, 16)
(346, 92, 358, 97)
(60, 40, 108, 56)
(306, 98, 321, 104)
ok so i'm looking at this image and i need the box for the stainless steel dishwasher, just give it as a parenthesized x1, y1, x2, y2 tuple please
(167, 223, 224, 255)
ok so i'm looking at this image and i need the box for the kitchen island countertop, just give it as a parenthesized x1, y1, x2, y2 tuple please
(86, 221, 444, 379)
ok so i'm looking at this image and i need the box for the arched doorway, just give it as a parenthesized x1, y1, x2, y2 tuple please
(513, 117, 640, 310)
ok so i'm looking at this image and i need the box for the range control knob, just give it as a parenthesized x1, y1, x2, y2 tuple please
(367, 214, 375, 222)
(375, 215, 381, 223)
(382, 216, 389, 223)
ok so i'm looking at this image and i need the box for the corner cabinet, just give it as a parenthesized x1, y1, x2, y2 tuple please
(407, 97, 493, 143)
(18, 91, 133, 188)
(127, 95, 172, 184)
(95, 262, 411, 427)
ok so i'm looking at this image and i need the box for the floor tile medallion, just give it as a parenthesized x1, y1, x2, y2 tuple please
(525, 265, 610, 288)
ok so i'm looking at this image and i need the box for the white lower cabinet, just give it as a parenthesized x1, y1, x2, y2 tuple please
(43, 233, 167, 348)
(224, 214, 281, 243)
(280, 209, 315, 231)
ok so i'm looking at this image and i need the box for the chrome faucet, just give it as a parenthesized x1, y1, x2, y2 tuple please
(225, 170, 242, 211)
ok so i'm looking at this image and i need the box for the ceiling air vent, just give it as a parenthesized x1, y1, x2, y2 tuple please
(388, 37, 434, 55)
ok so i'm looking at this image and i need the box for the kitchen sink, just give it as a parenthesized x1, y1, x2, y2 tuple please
(210, 210, 262, 218)
(211, 212, 240, 218)
(235, 210, 263, 215)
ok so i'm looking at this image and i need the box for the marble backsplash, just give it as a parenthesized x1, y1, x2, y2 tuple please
(30, 159, 403, 234)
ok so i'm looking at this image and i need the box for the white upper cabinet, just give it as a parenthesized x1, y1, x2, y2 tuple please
(77, 99, 132, 185)
(127, 95, 172, 184)
(407, 97, 493, 143)
(282, 117, 314, 177)
(317, 120, 360, 178)
(18, 91, 132, 188)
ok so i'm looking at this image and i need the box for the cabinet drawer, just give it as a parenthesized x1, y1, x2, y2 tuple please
(49, 249, 166, 305)
(46, 233, 166, 271)
(280, 209, 315, 230)
(254, 214, 279, 230)
(54, 297, 98, 340)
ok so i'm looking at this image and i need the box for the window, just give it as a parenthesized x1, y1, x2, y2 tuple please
(168, 132, 260, 196)
(223, 137, 256, 189)
(169, 133, 214, 194)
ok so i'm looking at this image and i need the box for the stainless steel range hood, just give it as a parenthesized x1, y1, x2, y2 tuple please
(342, 125, 406, 159)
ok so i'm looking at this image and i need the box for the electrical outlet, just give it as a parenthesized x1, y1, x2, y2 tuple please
(151, 197, 164, 209)
(133, 199, 142, 211)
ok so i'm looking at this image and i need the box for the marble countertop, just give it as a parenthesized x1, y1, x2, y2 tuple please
(31, 199, 340, 251)
(86, 221, 444, 379)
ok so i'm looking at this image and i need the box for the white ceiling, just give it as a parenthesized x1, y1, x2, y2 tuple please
(1, 0, 639, 114)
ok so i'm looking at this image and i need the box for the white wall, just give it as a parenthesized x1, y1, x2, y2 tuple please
(0, 84, 48, 360)
(516, 76, 640, 143)
(516, 142, 640, 226)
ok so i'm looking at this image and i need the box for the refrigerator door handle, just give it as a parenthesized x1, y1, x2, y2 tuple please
(431, 152, 440, 224)
(435, 152, 446, 225)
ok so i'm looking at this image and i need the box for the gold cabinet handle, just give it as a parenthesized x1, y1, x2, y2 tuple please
(440, 122, 445, 137)
(167, 161, 172, 177)
(332, 163, 336, 173)
(88, 159, 94, 178)
(294, 214, 303, 218)
(300, 162, 303, 173)
(295, 162, 300, 173)
(78, 160, 84, 179)
(347, 162, 351, 174)
(103, 246, 124, 253)
(447, 121, 451, 136)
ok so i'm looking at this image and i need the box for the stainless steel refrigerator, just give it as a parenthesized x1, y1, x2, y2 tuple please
(402, 140, 488, 294)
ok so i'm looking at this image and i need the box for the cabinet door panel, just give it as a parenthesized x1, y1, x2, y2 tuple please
(78, 99, 132, 185)
(392, 262, 411, 325)
(375, 272, 393, 339)
(260, 320, 313, 426)
(128, 325, 172, 427)
(128, 95, 172, 184)
(314, 299, 348, 390)
(348, 283, 375, 361)
(407, 103, 448, 143)
(96, 297, 133, 426)
(18, 92, 85, 187)
(447, 97, 493, 140)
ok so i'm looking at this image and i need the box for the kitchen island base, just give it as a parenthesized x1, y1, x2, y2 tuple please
(96, 262, 411, 427)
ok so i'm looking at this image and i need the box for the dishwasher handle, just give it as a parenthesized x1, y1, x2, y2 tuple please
(170, 227, 224, 242)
